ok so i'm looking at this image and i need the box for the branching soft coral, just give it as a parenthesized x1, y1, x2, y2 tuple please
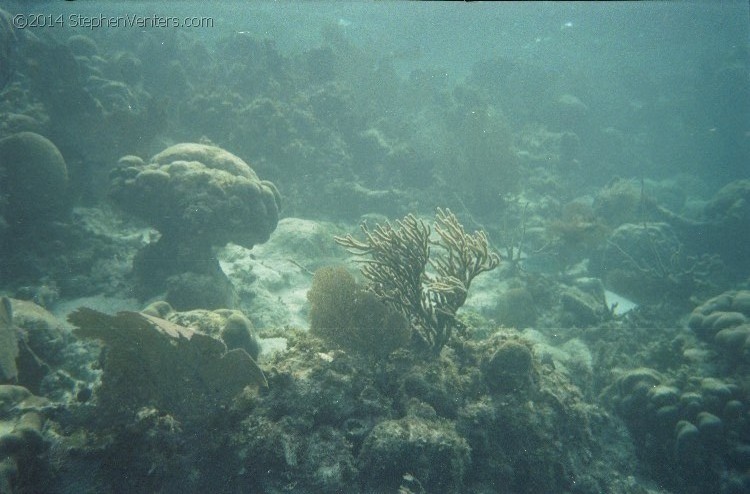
(335, 208, 499, 354)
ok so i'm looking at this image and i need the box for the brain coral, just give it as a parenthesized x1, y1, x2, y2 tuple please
(0, 132, 69, 227)
(110, 143, 280, 248)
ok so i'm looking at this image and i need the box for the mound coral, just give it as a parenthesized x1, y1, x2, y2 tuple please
(109, 143, 281, 308)
(689, 290, 750, 363)
(0, 132, 69, 228)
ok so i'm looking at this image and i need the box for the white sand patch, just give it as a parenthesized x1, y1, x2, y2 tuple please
(604, 289, 638, 315)
(220, 217, 350, 330)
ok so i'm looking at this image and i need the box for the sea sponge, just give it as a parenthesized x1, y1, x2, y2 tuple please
(308, 266, 410, 360)
(482, 340, 534, 393)
(0, 132, 69, 227)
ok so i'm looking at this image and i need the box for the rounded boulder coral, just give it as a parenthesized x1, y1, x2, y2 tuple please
(111, 143, 280, 248)
(0, 132, 69, 227)
(109, 143, 281, 307)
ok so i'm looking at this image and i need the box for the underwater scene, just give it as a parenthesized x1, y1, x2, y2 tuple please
(0, 1, 749, 493)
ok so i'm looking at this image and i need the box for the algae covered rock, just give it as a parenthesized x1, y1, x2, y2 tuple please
(68, 307, 266, 422)
(0, 384, 49, 494)
(482, 339, 534, 394)
(357, 416, 470, 493)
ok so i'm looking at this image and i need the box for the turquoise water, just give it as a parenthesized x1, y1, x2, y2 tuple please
(0, 2, 748, 493)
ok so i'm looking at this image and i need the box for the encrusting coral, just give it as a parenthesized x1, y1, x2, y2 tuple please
(335, 208, 499, 354)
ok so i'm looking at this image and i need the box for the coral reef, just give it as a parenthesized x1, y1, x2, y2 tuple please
(558, 282, 611, 327)
(358, 415, 470, 493)
(2, 300, 644, 493)
(226, 328, 637, 493)
(0, 296, 71, 397)
(0, 298, 64, 394)
(702, 179, 750, 274)
(440, 95, 520, 217)
(335, 208, 499, 354)
(109, 143, 281, 308)
(482, 339, 535, 393)
(0, 8, 744, 494)
(219, 217, 347, 329)
(598, 222, 723, 309)
(592, 177, 643, 228)
(494, 286, 537, 329)
(16, 32, 165, 196)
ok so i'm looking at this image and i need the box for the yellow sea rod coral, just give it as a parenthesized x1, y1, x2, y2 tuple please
(335, 208, 499, 354)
